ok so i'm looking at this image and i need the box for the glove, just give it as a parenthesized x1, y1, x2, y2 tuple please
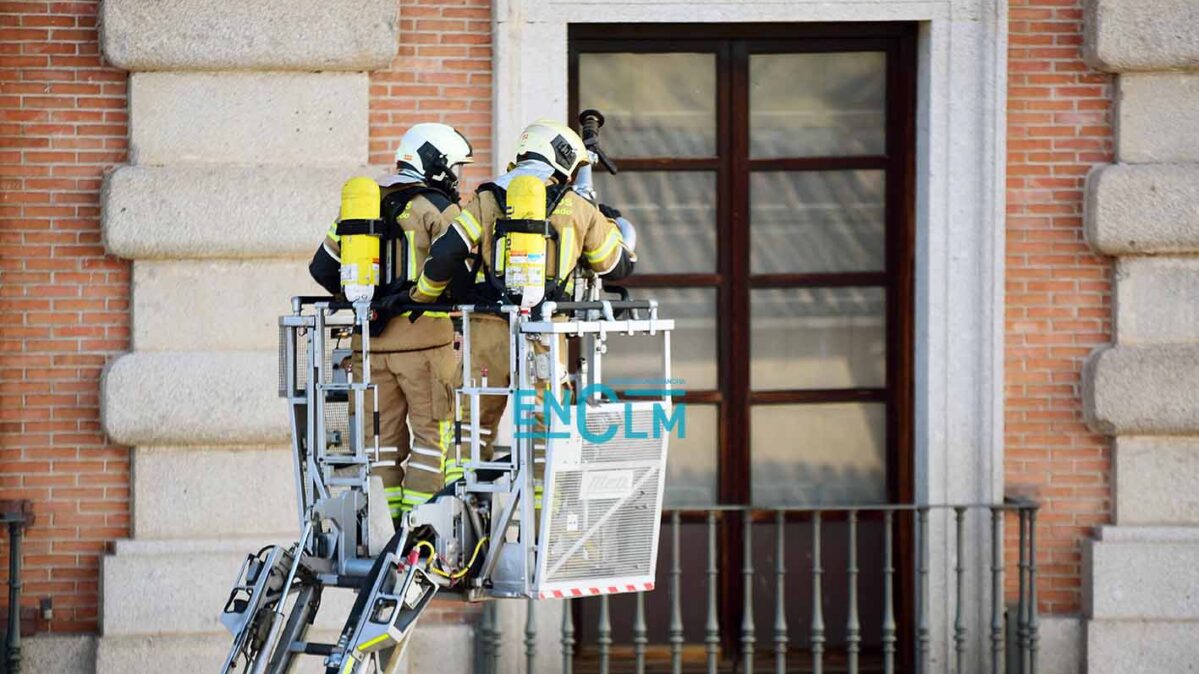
(615, 216, 636, 255)
(597, 203, 622, 219)
(571, 151, 599, 202)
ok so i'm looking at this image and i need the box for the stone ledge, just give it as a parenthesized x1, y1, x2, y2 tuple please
(1115, 437, 1199, 525)
(129, 72, 368, 165)
(21, 634, 96, 674)
(1087, 620, 1199, 674)
(133, 446, 297, 539)
(1114, 257, 1199, 344)
(132, 260, 320, 351)
(1037, 615, 1083, 674)
(102, 540, 356, 636)
(1085, 0, 1199, 73)
(102, 164, 365, 260)
(1117, 74, 1199, 164)
(1084, 530, 1199, 619)
(1085, 163, 1199, 255)
(1084, 344, 1199, 435)
(99, 0, 397, 72)
(96, 635, 227, 674)
(102, 351, 288, 446)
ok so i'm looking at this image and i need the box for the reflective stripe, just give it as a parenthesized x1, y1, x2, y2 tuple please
(415, 274, 447, 300)
(584, 229, 620, 265)
(558, 226, 575, 280)
(405, 230, 418, 280)
(326, 221, 340, 244)
(410, 445, 442, 459)
(402, 490, 433, 506)
(408, 463, 442, 475)
(322, 240, 341, 263)
(494, 236, 507, 273)
(358, 633, 393, 652)
(455, 210, 482, 243)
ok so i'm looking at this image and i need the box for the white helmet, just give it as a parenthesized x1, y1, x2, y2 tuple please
(394, 123, 474, 197)
(514, 119, 590, 180)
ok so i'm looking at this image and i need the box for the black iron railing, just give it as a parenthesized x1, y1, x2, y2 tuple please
(477, 500, 1039, 674)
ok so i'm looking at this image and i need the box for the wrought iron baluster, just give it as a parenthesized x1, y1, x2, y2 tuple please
(670, 511, 684, 674)
(811, 511, 825, 674)
(846, 510, 860, 674)
(1018, 508, 1030, 674)
(742, 509, 756, 674)
(774, 511, 788, 674)
(598, 594, 612, 674)
(918, 507, 930, 673)
(482, 600, 500, 674)
(706, 510, 720, 674)
(991, 507, 1005, 674)
(561, 598, 575, 674)
(954, 506, 967, 674)
(525, 598, 536, 674)
(882, 510, 896, 674)
(1029, 506, 1040, 674)
(634, 591, 648, 674)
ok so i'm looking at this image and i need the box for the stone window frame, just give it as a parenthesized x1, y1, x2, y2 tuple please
(494, 0, 1007, 512)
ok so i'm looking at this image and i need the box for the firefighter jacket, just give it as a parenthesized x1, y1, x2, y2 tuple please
(410, 179, 634, 306)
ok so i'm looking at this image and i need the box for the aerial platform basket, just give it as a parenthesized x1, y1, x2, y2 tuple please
(534, 400, 669, 598)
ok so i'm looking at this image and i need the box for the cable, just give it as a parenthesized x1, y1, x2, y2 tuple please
(411, 537, 490, 580)
(451, 536, 489, 580)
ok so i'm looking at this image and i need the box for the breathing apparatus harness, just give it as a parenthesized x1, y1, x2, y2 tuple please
(335, 177, 454, 333)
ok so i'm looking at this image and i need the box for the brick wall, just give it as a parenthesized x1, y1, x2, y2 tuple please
(0, 0, 129, 633)
(0, 0, 1110, 635)
(1005, 0, 1114, 615)
(370, 0, 493, 188)
(368, 0, 493, 625)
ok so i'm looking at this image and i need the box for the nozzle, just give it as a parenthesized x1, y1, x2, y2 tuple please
(578, 109, 605, 145)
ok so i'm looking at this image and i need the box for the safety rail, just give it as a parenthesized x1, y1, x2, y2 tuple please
(477, 500, 1040, 674)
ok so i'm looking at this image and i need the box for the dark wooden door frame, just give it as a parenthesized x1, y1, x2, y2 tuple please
(569, 21, 918, 665)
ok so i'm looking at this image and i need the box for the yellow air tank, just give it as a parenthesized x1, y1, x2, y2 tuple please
(338, 176, 382, 303)
(502, 174, 549, 308)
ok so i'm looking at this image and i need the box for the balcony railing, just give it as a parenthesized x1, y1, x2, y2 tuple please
(476, 501, 1040, 674)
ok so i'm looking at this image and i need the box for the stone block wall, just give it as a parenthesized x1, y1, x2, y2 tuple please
(1082, 0, 1199, 671)
(90, 0, 395, 670)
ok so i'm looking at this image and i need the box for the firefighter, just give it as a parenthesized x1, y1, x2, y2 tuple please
(309, 122, 473, 521)
(410, 119, 637, 466)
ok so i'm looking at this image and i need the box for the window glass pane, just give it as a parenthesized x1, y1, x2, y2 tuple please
(750, 52, 886, 158)
(662, 404, 718, 507)
(751, 403, 886, 506)
(593, 171, 716, 274)
(751, 287, 886, 390)
(602, 287, 718, 391)
(750, 170, 886, 274)
(579, 52, 716, 157)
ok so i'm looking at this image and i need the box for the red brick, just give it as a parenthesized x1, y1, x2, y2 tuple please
(0, 0, 129, 634)
(1005, 0, 1113, 616)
